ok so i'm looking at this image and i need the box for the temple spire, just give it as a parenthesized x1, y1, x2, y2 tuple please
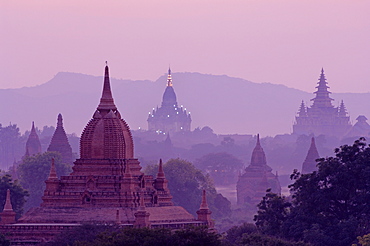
(298, 101, 307, 117)
(311, 68, 334, 108)
(156, 159, 165, 179)
(302, 137, 320, 174)
(200, 189, 209, 210)
(250, 134, 267, 167)
(97, 63, 117, 112)
(48, 158, 58, 180)
(338, 100, 347, 117)
(167, 67, 173, 87)
(3, 189, 13, 212)
(25, 121, 42, 157)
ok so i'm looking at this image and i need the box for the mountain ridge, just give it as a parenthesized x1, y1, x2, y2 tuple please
(1, 72, 369, 136)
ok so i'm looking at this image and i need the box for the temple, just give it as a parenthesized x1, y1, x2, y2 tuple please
(147, 68, 191, 134)
(25, 122, 42, 157)
(293, 69, 351, 137)
(236, 134, 281, 206)
(47, 114, 73, 165)
(0, 64, 212, 244)
(301, 137, 320, 174)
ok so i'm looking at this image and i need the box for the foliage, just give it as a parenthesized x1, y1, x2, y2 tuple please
(356, 233, 370, 246)
(18, 151, 72, 210)
(49, 224, 221, 246)
(195, 152, 243, 185)
(254, 138, 370, 246)
(0, 234, 10, 246)
(254, 189, 291, 237)
(0, 174, 29, 219)
(145, 158, 231, 219)
(0, 124, 24, 169)
(224, 222, 307, 246)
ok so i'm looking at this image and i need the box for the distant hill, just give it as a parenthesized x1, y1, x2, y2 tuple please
(0, 72, 369, 137)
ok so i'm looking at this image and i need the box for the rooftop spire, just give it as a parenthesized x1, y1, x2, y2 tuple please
(3, 189, 13, 212)
(57, 113, 63, 128)
(157, 159, 165, 179)
(302, 137, 320, 174)
(311, 68, 334, 108)
(338, 100, 348, 117)
(167, 67, 173, 87)
(250, 134, 267, 167)
(200, 190, 209, 210)
(25, 121, 41, 156)
(97, 62, 117, 112)
(48, 158, 58, 180)
(298, 101, 307, 117)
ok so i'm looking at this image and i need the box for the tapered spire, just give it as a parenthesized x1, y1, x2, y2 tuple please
(25, 121, 42, 156)
(3, 189, 13, 212)
(298, 101, 307, 117)
(302, 137, 320, 174)
(338, 100, 348, 117)
(250, 134, 267, 167)
(48, 158, 58, 180)
(200, 189, 209, 210)
(97, 62, 117, 112)
(167, 67, 173, 87)
(311, 68, 334, 108)
(157, 159, 165, 179)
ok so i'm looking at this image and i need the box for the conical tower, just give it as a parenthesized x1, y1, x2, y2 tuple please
(1, 189, 16, 224)
(47, 114, 73, 165)
(297, 101, 307, 117)
(302, 137, 320, 174)
(196, 190, 214, 227)
(311, 68, 334, 108)
(338, 100, 348, 117)
(25, 122, 41, 157)
(250, 134, 270, 171)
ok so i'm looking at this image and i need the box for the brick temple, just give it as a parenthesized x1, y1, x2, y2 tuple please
(0, 64, 212, 244)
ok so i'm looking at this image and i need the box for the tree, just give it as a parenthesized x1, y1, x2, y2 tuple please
(254, 138, 370, 246)
(144, 158, 231, 219)
(49, 224, 221, 246)
(254, 189, 291, 237)
(0, 174, 29, 219)
(18, 151, 72, 210)
(195, 152, 243, 185)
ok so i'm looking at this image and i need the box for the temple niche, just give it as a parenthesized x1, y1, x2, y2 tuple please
(147, 68, 191, 134)
(0, 64, 212, 244)
(236, 134, 281, 206)
(293, 69, 351, 138)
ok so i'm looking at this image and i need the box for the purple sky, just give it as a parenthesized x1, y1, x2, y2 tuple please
(1, 1, 369, 93)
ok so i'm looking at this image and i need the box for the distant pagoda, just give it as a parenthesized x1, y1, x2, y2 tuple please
(301, 137, 320, 174)
(293, 69, 351, 137)
(147, 68, 191, 134)
(47, 114, 73, 165)
(25, 122, 42, 157)
(236, 134, 281, 206)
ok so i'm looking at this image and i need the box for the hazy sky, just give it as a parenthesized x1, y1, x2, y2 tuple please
(1, 1, 369, 93)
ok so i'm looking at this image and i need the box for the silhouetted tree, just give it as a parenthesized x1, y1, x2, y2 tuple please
(18, 152, 71, 210)
(0, 174, 29, 219)
(254, 138, 370, 246)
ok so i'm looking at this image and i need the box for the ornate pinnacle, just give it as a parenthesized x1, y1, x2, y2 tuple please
(200, 190, 209, 210)
(3, 189, 14, 212)
(97, 63, 117, 111)
(157, 159, 165, 179)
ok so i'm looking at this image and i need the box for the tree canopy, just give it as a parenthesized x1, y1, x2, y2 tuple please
(18, 151, 72, 210)
(0, 174, 29, 219)
(254, 138, 370, 246)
